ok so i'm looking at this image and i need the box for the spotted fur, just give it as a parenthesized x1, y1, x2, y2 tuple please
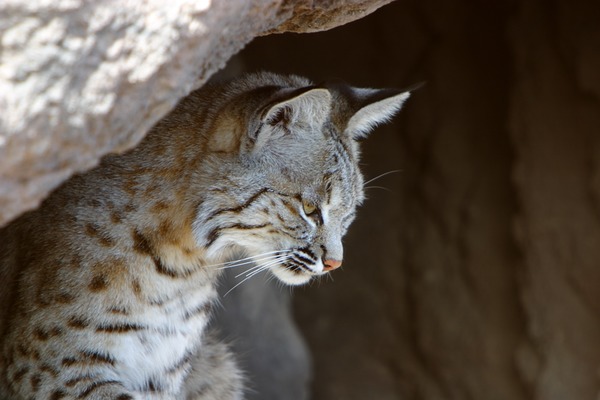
(0, 72, 410, 399)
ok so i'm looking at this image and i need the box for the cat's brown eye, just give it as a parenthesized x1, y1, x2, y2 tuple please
(302, 199, 317, 215)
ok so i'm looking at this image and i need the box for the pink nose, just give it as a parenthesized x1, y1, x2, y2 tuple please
(323, 259, 342, 272)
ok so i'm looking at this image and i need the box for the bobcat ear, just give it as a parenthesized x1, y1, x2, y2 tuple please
(262, 87, 331, 129)
(345, 88, 411, 139)
(245, 87, 331, 154)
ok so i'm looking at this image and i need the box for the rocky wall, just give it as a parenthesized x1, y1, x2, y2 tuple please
(0, 0, 392, 226)
(239, 0, 600, 398)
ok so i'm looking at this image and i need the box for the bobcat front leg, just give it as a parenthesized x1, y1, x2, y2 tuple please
(182, 333, 243, 400)
(30, 382, 149, 400)
(74, 382, 139, 400)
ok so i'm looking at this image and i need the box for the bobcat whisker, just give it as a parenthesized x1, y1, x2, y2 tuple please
(210, 250, 286, 269)
(217, 254, 283, 271)
(224, 256, 292, 297)
(364, 185, 393, 192)
(264, 272, 278, 286)
(208, 250, 283, 268)
(244, 256, 290, 279)
(236, 255, 290, 279)
(223, 275, 256, 298)
(363, 169, 401, 186)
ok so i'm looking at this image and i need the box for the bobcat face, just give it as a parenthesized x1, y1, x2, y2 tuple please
(268, 170, 361, 285)
(193, 75, 410, 285)
(199, 145, 363, 285)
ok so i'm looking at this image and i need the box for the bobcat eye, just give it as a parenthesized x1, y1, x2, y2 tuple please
(302, 199, 317, 216)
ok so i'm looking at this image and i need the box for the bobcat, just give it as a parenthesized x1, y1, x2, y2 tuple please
(0, 72, 410, 399)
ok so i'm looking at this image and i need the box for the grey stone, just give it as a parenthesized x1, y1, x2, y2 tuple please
(0, 0, 393, 226)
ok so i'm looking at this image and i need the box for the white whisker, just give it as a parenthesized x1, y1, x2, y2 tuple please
(224, 255, 290, 297)
(214, 250, 284, 268)
(209, 250, 286, 269)
(364, 185, 392, 192)
(245, 256, 289, 278)
(265, 272, 277, 286)
(242, 265, 271, 280)
(236, 255, 289, 279)
(234, 264, 262, 279)
(223, 275, 255, 297)
(234, 258, 279, 278)
(218, 254, 282, 271)
(363, 169, 401, 186)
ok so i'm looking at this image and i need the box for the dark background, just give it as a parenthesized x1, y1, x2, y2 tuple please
(233, 1, 600, 399)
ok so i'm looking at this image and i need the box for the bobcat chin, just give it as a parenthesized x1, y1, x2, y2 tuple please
(0, 72, 410, 399)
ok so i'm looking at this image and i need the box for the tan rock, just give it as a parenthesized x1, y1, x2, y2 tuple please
(0, 0, 393, 226)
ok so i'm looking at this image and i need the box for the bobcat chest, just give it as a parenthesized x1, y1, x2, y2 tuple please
(113, 272, 217, 392)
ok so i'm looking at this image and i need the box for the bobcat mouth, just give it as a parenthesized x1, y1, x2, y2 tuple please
(283, 261, 313, 274)
(268, 248, 321, 286)
(270, 263, 314, 286)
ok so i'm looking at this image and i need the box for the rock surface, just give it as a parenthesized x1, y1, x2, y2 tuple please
(510, 1, 600, 398)
(0, 0, 392, 226)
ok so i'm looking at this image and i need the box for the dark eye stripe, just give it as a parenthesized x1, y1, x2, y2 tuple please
(282, 199, 300, 216)
(277, 229, 306, 241)
(205, 188, 273, 221)
(205, 223, 271, 246)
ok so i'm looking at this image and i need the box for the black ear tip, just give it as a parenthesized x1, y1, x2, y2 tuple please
(315, 78, 348, 91)
(404, 81, 426, 92)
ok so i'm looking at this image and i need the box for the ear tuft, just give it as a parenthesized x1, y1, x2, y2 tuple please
(346, 88, 411, 139)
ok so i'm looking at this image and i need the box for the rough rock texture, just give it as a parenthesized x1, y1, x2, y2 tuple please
(510, 1, 600, 398)
(0, 0, 393, 226)
(238, 0, 600, 399)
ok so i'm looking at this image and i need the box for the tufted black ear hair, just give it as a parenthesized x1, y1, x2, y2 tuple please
(321, 81, 422, 139)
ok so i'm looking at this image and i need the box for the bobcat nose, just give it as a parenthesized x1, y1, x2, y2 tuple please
(323, 259, 342, 272)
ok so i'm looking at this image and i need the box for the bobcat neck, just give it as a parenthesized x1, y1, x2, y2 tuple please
(98, 129, 225, 276)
